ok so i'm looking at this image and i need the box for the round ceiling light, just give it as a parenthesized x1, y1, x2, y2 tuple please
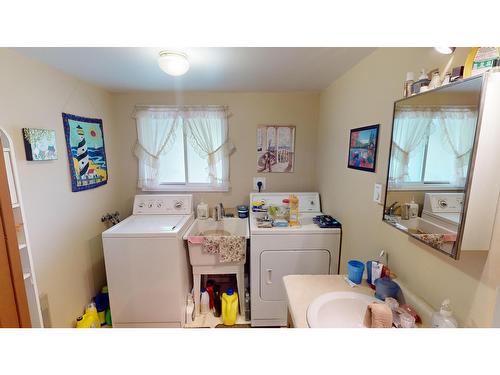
(434, 47, 456, 55)
(158, 51, 190, 76)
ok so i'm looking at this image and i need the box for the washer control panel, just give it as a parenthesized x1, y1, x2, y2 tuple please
(424, 193, 464, 213)
(133, 194, 193, 215)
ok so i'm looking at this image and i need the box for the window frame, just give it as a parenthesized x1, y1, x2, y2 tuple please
(141, 115, 230, 192)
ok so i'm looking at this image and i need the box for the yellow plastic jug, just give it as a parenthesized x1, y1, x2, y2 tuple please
(288, 194, 300, 226)
(221, 288, 239, 326)
(76, 313, 100, 328)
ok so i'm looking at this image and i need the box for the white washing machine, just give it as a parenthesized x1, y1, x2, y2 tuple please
(421, 193, 464, 233)
(249, 192, 341, 327)
(102, 194, 194, 328)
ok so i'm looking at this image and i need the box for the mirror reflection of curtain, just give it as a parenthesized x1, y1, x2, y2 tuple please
(436, 108, 477, 186)
(389, 108, 433, 183)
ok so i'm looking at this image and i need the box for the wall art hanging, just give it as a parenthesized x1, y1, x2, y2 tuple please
(256, 125, 295, 173)
(22, 128, 57, 161)
(62, 113, 108, 192)
(347, 124, 379, 173)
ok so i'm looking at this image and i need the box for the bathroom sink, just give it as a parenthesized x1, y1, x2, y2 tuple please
(306, 291, 379, 328)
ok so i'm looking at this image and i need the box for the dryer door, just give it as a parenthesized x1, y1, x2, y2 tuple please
(260, 250, 330, 301)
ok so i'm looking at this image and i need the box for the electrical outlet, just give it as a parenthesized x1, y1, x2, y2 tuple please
(253, 177, 266, 191)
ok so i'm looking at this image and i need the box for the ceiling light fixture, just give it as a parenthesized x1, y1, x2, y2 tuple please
(434, 47, 456, 55)
(158, 51, 190, 76)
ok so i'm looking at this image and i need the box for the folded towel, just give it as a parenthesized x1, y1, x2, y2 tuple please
(202, 236, 246, 263)
(363, 302, 393, 328)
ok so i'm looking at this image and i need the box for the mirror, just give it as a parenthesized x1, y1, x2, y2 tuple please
(383, 76, 483, 258)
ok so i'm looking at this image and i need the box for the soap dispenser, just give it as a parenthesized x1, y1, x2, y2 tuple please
(431, 299, 458, 328)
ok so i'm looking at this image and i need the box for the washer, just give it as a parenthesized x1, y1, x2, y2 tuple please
(249, 192, 341, 327)
(102, 194, 194, 328)
(421, 193, 463, 232)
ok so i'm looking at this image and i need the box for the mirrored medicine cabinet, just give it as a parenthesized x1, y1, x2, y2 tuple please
(383, 70, 500, 259)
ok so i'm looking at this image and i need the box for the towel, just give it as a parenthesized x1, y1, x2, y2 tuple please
(410, 232, 457, 248)
(202, 236, 246, 263)
(363, 302, 393, 328)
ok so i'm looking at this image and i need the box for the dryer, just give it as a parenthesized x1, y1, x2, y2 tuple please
(249, 192, 341, 327)
(102, 194, 193, 328)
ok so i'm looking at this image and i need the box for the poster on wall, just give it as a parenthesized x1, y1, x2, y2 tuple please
(62, 113, 108, 192)
(347, 124, 379, 173)
(22, 128, 57, 161)
(256, 125, 295, 173)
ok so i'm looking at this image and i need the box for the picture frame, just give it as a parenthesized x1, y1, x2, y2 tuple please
(62, 113, 108, 192)
(256, 125, 295, 173)
(347, 124, 379, 173)
(22, 128, 58, 161)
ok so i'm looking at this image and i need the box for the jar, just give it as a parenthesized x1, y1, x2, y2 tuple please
(237, 205, 249, 218)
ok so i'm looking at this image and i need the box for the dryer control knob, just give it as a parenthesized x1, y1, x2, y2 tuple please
(174, 201, 183, 209)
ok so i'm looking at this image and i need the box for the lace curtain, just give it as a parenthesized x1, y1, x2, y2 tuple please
(134, 106, 233, 190)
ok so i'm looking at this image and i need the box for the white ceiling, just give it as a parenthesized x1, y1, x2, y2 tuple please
(14, 47, 375, 92)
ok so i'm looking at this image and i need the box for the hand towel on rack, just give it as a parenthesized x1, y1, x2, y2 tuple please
(202, 236, 246, 263)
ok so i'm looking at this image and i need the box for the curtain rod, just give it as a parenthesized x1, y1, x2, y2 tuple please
(134, 104, 229, 111)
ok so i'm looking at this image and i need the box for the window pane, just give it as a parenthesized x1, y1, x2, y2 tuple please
(424, 126, 455, 183)
(186, 141, 210, 183)
(158, 125, 185, 183)
(407, 141, 425, 182)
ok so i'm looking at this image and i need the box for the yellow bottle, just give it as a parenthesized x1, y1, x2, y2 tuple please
(221, 288, 238, 326)
(76, 313, 100, 328)
(84, 302, 101, 328)
(288, 194, 300, 226)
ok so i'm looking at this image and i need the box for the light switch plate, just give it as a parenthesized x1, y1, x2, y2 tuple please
(253, 177, 266, 191)
(373, 183, 383, 204)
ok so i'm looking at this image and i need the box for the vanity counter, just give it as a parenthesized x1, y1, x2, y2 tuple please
(283, 274, 376, 328)
(283, 274, 433, 328)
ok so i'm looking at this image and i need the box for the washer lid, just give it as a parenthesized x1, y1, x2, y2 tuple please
(102, 214, 192, 238)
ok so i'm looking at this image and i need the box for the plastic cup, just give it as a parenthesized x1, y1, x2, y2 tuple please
(347, 260, 365, 284)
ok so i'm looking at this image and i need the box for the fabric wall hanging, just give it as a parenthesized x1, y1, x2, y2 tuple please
(256, 125, 295, 173)
(62, 113, 108, 192)
(22, 128, 57, 161)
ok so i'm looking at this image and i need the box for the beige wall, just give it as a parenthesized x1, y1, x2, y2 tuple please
(316, 47, 500, 327)
(0, 49, 124, 327)
(112, 91, 319, 213)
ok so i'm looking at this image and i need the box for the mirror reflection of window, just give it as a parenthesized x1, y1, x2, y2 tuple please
(389, 105, 477, 189)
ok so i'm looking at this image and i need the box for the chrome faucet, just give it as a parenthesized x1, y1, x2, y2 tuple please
(214, 203, 225, 221)
(385, 201, 399, 216)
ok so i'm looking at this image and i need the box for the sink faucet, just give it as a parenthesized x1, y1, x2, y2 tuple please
(385, 202, 399, 216)
(214, 203, 224, 221)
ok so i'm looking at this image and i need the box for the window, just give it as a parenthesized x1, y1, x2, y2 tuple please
(389, 106, 477, 190)
(134, 106, 233, 191)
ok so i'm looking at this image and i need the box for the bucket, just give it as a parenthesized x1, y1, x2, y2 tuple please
(347, 260, 365, 284)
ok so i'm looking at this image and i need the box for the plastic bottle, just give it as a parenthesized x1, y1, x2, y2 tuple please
(186, 293, 195, 324)
(288, 194, 300, 227)
(222, 288, 239, 326)
(200, 288, 210, 315)
(213, 285, 222, 317)
(206, 279, 215, 309)
(431, 299, 458, 328)
(84, 302, 101, 328)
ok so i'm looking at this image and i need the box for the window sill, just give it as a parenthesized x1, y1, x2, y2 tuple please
(388, 184, 464, 192)
(142, 184, 229, 193)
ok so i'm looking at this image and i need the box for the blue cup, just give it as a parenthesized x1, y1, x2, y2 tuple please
(374, 277, 400, 300)
(347, 260, 365, 284)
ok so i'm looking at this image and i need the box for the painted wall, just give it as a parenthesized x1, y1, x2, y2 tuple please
(316, 47, 500, 327)
(0, 49, 123, 327)
(112, 91, 319, 213)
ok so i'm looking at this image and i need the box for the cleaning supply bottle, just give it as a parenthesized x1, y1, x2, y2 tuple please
(222, 288, 239, 326)
(200, 288, 210, 315)
(84, 302, 101, 328)
(288, 194, 300, 226)
(431, 299, 458, 328)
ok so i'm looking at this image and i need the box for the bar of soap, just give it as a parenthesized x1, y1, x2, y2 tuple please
(364, 302, 393, 328)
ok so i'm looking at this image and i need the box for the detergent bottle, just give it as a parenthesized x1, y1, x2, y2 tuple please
(288, 194, 300, 226)
(221, 288, 239, 326)
(83, 302, 101, 328)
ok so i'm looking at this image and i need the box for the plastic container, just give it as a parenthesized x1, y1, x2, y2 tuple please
(347, 260, 365, 284)
(213, 285, 222, 317)
(197, 202, 209, 220)
(237, 205, 249, 219)
(222, 288, 239, 326)
(85, 302, 101, 328)
(288, 195, 300, 226)
(431, 299, 458, 328)
(105, 309, 112, 327)
(374, 277, 400, 301)
(206, 279, 215, 309)
(200, 288, 210, 315)
(76, 314, 100, 328)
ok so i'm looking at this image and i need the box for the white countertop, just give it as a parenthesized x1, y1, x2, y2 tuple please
(283, 274, 433, 328)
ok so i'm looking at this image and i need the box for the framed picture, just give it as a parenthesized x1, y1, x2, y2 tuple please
(22, 128, 57, 161)
(62, 113, 108, 192)
(256, 125, 295, 173)
(347, 124, 379, 173)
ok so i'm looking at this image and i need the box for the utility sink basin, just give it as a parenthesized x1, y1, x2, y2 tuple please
(183, 217, 249, 266)
(307, 291, 379, 328)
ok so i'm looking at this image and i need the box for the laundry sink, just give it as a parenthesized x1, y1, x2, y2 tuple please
(306, 291, 379, 328)
(183, 218, 249, 265)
